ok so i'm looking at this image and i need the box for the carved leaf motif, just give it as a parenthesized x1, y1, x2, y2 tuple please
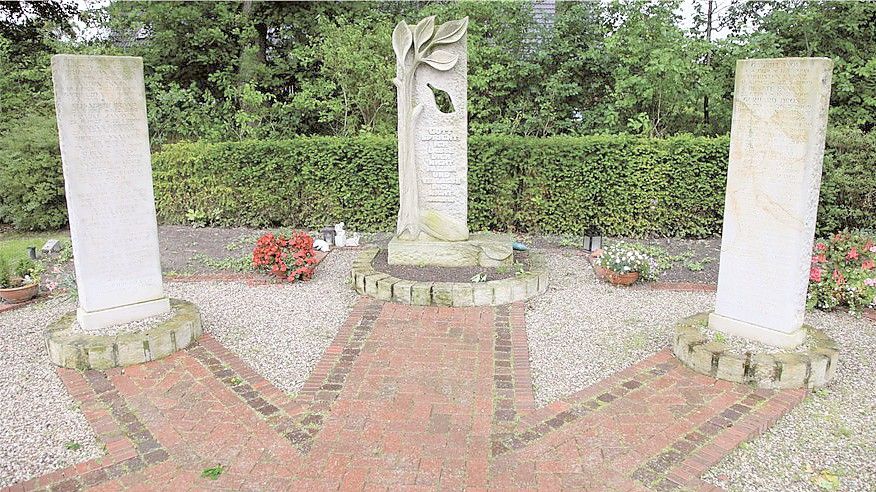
(392, 21, 412, 64)
(413, 16, 435, 53)
(421, 50, 459, 71)
(421, 210, 468, 241)
(430, 17, 468, 46)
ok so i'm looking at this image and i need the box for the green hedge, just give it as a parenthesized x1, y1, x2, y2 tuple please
(151, 131, 876, 237)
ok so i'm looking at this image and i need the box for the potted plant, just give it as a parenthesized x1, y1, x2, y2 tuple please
(0, 257, 42, 303)
(592, 242, 654, 286)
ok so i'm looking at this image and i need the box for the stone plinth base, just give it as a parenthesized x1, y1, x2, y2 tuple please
(708, 312, 806, 349)
(77, 296, 171, 331)
(387, 232, 513, 268)
(672, 312, 838, 389)
(352, 248, 548, 307)
(46, 299, 202, 370)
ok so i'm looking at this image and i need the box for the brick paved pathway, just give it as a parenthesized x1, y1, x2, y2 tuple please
(7, 299, 805, 491)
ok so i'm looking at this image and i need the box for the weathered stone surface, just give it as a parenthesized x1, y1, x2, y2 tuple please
(451, 283, 473, 307)
(773, 353, 808, 388)
(672, 312, 837, 389)
(411, 282, 433, 305)
(349, 249, 548, 307)
(364, 273, 389, 296)
(376, 276, 399, 301)
(716, 354, 746, 382)
(387, 233, 512, 268)
(392, 280, 415, 304)
(431, 282, 454, 307)
(490, 279, 513, 305)
(471, 283, 493, 306)
(42, 239, 61, 253)
(52, 55, 169, 330)
(710, 57, 833, 348)
(45, 299, 202, 370)
(389, 17, 516, 267)
(393, 16, 470, 242)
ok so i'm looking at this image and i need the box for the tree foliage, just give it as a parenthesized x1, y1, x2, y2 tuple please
(2, 0, 876, 232)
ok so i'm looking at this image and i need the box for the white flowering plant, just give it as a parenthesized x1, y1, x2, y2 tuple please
(594, 242, 659, 281)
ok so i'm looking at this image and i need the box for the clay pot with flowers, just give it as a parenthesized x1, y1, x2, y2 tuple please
(592, 242, 655, 286)
(0, 257, 42, 303)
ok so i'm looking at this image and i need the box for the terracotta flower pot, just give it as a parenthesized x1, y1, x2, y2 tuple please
(0, 282, 39, 304)
(594, 265, 639, 286)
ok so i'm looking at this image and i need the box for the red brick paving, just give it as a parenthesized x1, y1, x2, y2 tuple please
(5, 299, 805, 491)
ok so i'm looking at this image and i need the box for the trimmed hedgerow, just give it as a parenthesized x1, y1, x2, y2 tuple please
(150, 131, 876, 238)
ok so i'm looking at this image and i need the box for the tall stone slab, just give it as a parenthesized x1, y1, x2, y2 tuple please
(709, 58, 833, 348)
(387, 16, 512, 267)
(52, 55, 170, 330)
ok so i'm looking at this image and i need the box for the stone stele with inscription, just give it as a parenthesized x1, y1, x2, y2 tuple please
(52, 55, 170, 330)
(387, 16, 512, 267)
(709, 57, 833, 348)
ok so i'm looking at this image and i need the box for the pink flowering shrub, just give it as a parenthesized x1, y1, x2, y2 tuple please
(807, 231, 876, 313)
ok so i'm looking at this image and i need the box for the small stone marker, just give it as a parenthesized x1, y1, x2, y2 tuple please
(388, 16, 511, 267)
(709, 58, 833, 348)
(52, 55, 169, 330)
(41, 239, 61, 254)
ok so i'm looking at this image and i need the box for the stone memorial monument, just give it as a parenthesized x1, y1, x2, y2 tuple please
(51, 55, 170, 329)
(709, 58, 833, 348)
(387, 16, 512, 267)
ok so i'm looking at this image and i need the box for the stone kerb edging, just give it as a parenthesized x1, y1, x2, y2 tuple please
(45, 299, 202, 370)
(350, 247, 549, 306)
(671, 312, 838, 389)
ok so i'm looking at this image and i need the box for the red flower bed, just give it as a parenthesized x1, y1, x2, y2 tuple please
(252, 232, 318, 282)
(808, 231, 876, 313)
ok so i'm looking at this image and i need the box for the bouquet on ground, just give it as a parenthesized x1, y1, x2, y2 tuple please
(593, 242, 657, 285)
(252, 232, 319, 282)
(807, 231, 876, 313)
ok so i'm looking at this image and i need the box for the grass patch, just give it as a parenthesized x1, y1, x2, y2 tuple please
(201, 464, 224, 480)
(0, 230, 67, 264)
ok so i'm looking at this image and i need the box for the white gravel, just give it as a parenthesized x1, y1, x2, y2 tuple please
(525, 251, 713, 405)
(0, 296, 102, 488)
(165, 249, 358, 395)
(704, 309, 876, 491)
(527, 250, 876, 491)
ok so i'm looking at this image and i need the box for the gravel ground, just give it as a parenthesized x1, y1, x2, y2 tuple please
(704, 308, 876, 491)
(525, 251, 714, 405)
(527, 251, 876, 491)
(0, 296, 102, 488)
(165, 249, 358, 395)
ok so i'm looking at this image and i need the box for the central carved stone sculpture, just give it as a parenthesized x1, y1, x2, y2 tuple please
(388, 16, 512, 267)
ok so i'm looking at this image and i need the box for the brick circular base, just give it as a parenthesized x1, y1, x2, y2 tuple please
(350, 247, 549, 306)
(45, 299, 203, 370)
(671, 312, 838, 389)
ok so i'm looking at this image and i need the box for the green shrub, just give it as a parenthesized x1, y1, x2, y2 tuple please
(818, 129, 876, 235)
(0, 114, 67, 230)
(150, 132, 876, 237)
(4, 129, 873, 237)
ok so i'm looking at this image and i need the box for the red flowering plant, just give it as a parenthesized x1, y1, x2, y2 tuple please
(807, 230, 876, 313)
(252, 232, 319, 282)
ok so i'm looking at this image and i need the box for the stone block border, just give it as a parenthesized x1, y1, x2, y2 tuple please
(671, 312, 838, 389)
(45, 299, 202, 370)
(350, 247, 548, 306)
